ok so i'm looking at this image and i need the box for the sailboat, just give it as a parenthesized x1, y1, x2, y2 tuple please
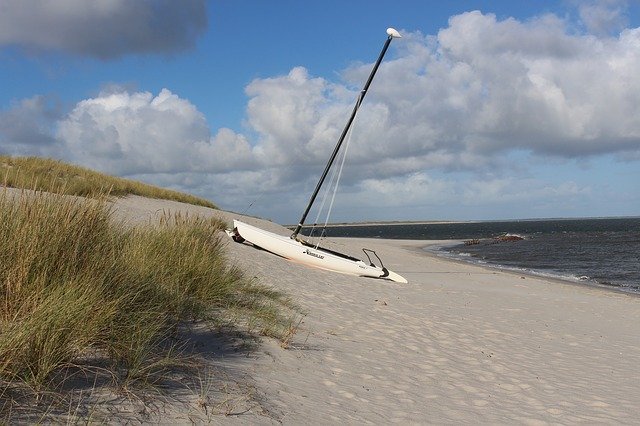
(228, 28, 407, 284)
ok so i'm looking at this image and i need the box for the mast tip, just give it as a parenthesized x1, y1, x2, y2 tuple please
(386, 28, 401, 38)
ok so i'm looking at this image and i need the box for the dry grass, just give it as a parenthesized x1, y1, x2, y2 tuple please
(0, 185, 297, 422)
(0, 155, 216, 208)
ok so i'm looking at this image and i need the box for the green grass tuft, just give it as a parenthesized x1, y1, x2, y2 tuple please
(0, 187, 298, 421)
(1, 155, 216, 208)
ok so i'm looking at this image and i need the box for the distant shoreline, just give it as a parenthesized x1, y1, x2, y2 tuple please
(287, 220, 466, 228)
(286, 215, 640, 228)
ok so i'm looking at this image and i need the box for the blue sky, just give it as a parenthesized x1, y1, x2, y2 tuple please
(1, 0, 639, 224)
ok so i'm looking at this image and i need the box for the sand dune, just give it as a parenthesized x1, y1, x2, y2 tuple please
(107, 195, 640, 424)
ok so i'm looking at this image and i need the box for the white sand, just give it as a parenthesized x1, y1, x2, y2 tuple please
(105, 195, 640, 424)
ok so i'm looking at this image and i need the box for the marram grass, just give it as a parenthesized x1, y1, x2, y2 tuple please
(0, 155, 216, 208)
(0, 188, 297, 419)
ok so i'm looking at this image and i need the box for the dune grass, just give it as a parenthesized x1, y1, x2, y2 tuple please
(0, 187, 298, 421)
(0, 155, 216, 208)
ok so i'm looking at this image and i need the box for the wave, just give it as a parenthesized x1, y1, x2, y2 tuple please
(427, 245, 640, 295)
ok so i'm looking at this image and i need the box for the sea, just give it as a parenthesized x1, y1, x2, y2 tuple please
(305, 217, 640, 295)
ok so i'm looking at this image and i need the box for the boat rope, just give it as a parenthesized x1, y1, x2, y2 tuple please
(310, 93, 362, 247)
(240, 192, 266, 215)
(323, 105, 357, 225)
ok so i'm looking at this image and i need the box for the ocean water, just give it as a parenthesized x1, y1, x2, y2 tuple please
(305, 218, 640, 294)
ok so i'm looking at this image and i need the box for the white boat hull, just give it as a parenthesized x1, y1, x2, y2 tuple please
(229, 220, 407, 283)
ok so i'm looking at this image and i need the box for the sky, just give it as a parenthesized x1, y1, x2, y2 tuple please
(1, 0, 639, 224)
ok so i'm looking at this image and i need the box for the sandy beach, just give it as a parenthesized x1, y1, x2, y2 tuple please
(103, 195, 640, 424)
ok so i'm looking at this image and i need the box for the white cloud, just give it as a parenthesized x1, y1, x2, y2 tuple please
(577, 0, 628, 35)
(405, 11, 640, 158)
(57, 89, 254, 175)
(353, 173, 590, 210)
(230, 11, 640, 210)
(0, 0, 207, 58)
(245, 67, 351, 167)
(239, 10, 640, 192)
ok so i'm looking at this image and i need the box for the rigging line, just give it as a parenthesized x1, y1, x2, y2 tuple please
(310, 144, 343, 246)
(310, 93, 362, 242)
(311, 128, 348, 227)
(243, 97, 359, 222)
(241, 143, 315, 217)
(312, 140, 342, 223)
(311, 94, 362, 249)
(322, 94, 361, 228)
(240, 191, 266, 215)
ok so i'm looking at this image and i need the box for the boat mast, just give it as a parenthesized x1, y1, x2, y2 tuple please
(291, 28, 401, 240)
